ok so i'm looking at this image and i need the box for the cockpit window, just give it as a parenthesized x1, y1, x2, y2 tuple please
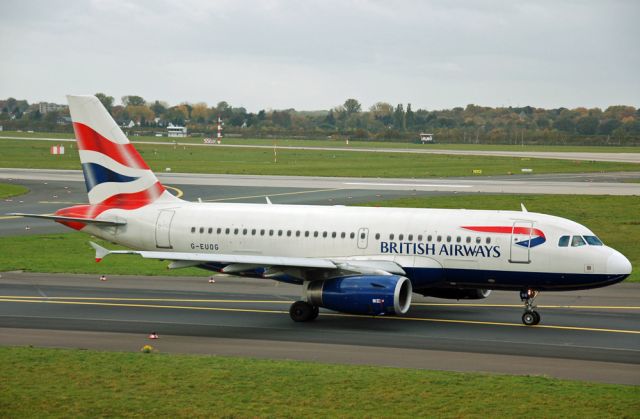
(571, 235, 586, 247)
(558, 236, 570, 247)
(584, 235, 603, 246)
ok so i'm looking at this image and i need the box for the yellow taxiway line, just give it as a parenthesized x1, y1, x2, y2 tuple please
(203, 188, 344, 202)
(0, 297, 638, 335)
(1, 296, 638, 310)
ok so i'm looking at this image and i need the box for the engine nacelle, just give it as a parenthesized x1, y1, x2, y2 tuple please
(306, 275, 412, 315)
(420, 288, 491, 300)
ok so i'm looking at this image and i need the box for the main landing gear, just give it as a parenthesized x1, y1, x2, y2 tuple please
(520, 289, 541, 326)
(289, 301, 319, 322)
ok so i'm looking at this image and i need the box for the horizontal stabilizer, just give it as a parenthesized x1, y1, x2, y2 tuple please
(9, 213, 126, 226)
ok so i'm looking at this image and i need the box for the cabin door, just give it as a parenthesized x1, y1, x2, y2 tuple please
(155, 210, 175, 249)
(357, 227, 369, 249)
(509, 220, 532, 264)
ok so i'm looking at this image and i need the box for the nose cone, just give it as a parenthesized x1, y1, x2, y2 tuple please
(607, 251, 632, 276)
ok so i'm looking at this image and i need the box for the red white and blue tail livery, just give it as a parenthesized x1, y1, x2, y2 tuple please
(12, 95, 632, 326)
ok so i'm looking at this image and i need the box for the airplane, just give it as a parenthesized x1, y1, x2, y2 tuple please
(12, 95, 632, 326)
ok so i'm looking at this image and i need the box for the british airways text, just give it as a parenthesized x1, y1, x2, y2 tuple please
(380, 242, 501, 258)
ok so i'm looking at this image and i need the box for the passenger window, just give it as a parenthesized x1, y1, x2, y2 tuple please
(305, 231, 309, 237)
(234, 228, 239, 235)
(251, 229, 256, 235)
(360, 232, 366, 239)
(427, 235, 432, 242)
(571, 235, 586, 247)
(466, 237, 471, 243)
(269, 229, 274, 236)
(350, 232, 355, 239)
(314, 231, 318, 237)
(341, 232, 346, 238)
(260, 229, 265, 236)
(418, 235, 423, 241)
(191, 227, 196, 233)
(408, 234, 414, 241)
(217, 228, 222, 234)
(389, 234, 395, 240)
(225, 228, 230, 234)
(584, 236, 603, 246)
(375, 233, 380, 240)
(558, 235, 570, 247)
(437, 235, 442, 242)
(446, 236, 451, 243)
(199, 227, 204, 234)
(331, 232, 336, 238)
(399, 234, 404, 241)
(278, 230, 283, 236)
(486, 237, 491, 244)
(208, 227, 213, 234)
(287, 230, 291, 237)
(322, 231, 327, 238)
(296, 231, 301, 237)
(242, 228, 247, 235)
(456, 236, 461, 243)
(476, 237, 481, 244)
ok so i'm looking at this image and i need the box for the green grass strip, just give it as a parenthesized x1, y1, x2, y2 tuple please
(0, 182, 29, 199)
(0, 346, 637, 418)
(0, 138, 638, 177)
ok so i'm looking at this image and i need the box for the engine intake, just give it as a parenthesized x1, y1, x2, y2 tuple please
(306, 275, 412, 315)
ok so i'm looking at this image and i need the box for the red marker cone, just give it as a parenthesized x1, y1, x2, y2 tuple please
(100, 275, 107, 281)
(149, 332, 159, 339)
(208, 277, 216, 284)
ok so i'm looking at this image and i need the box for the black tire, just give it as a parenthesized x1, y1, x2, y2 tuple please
(310, 305, 320, 320)
(522, 312, 536, 326)
(532, 311, 541, 325)
(290, 301, 314, 322)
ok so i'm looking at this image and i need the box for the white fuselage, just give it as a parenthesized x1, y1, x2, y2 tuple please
(85, 201, 630, 292)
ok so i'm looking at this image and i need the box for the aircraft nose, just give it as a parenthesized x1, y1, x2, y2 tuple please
(607, 251, 632, 275)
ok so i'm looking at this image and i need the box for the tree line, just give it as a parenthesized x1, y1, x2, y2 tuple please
(1, 94, 639, 145)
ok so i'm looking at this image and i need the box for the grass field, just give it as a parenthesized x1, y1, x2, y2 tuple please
(1, 194, 637, 282)
(0, 182, 28, 199)
(3, 130, 640, 153)
(0, 138, 638, 178)
(0, 347, 637, 418)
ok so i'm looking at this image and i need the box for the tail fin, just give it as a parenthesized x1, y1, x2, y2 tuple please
(67, 95, 180, 206)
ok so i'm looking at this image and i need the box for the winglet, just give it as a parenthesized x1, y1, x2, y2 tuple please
(89, 241, 110, 262)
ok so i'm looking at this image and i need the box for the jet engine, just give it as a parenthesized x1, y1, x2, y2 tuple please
(306, 275, 412, 315)
(420, 288, 491, 300)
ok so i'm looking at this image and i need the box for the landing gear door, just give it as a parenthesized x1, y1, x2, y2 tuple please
(357, 227, 369, 249)
(509, 220, 532, 264)
(155, 210, 175, 249)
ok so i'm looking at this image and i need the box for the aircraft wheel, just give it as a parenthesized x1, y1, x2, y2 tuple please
(310, 305, 320, 320)
(522, 311, 538, 326)
(290, 301, 315, 322)
(532, 311, 541, 325)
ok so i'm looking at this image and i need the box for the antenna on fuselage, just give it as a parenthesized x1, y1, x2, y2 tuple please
(265, 196, 272, 205)
(521, 203, 528, 213)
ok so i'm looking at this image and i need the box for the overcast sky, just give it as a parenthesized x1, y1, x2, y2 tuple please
(1, 0, 638, 111)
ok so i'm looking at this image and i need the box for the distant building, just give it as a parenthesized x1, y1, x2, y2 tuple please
(167, 123, 187, 137)
(420, 133, 434, 143)
(38, 102, 66, 114)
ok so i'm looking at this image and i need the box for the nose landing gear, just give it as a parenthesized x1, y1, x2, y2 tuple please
(520, 289, 540, 326)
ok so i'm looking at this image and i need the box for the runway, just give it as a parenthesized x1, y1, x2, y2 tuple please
(2, 135, 640, 163)
(0, 272, 638, 384)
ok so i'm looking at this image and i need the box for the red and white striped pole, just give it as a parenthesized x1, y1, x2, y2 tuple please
(216, 117, 223, 144)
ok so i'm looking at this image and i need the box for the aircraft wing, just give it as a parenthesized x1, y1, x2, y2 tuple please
(89, 242, 404, 277)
